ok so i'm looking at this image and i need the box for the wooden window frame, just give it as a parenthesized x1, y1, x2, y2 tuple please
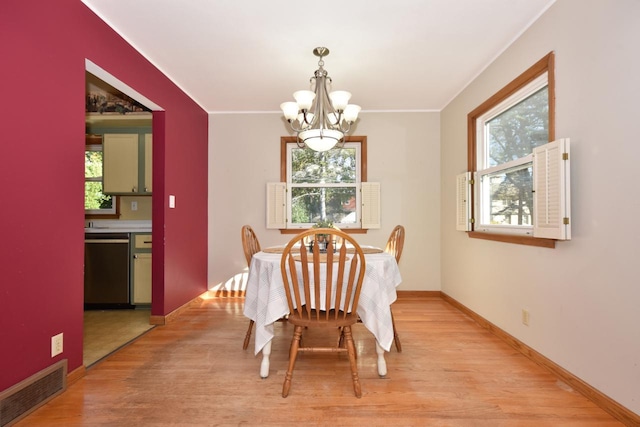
(279, 136, 368, 234)
(467, 52, 556, 248)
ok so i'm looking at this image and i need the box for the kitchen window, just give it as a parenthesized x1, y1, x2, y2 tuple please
(267, 136, 380, 231)
(461, 52, 569, 247)
(85, 138, 119, 218)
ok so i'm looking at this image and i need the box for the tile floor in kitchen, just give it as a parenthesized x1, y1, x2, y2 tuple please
(83, 309, 154, 367)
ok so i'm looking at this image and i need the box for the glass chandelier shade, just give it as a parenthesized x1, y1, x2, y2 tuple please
(280, 47, 361, 152)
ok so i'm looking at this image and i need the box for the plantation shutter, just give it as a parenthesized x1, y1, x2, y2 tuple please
(533, 138, 571, 240)
(361, 182, 381, 229)
(266, 182, 287, 229)
(456, 172, 471, 231)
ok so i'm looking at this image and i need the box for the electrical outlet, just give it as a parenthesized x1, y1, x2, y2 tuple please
(51, 333, 63, 357)
(522, 309, 530, 326)
(131, 201, 138, 211)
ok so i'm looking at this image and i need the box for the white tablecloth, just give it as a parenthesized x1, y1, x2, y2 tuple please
(243, 248, 402, 355)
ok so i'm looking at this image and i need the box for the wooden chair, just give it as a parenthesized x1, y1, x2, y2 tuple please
(241, 225, 261, 350)
(385, 225, 405, 352)
(280, 228, 366, 398)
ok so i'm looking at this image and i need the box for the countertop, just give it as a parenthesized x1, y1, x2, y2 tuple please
(85, 227, 152, 234)
(85, 220, 151, 234)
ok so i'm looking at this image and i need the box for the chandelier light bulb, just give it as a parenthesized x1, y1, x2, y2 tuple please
(328, 91, 351, 111)
(293, 90, 315, 111)
(343, 104, 361, 123)
(280, 102, 299, 121)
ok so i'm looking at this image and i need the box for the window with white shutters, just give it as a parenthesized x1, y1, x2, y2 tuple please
(463, 52, 570, 247)
(267, 136, 380, 230)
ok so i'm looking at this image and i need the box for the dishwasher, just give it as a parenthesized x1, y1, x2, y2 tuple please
(84, 232, 132, 309)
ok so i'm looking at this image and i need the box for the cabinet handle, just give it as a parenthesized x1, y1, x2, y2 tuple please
(144, 187, 148, 192)
(144, 241, 152, 244)
(134, 254, 138, 259)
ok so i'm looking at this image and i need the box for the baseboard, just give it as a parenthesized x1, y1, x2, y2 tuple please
(206, 289, 246, 298)
(149, 293, 211, 325)
(396, 290, 441, 299)
(440, 292, 639, 426)
(66, 366, 86, 386)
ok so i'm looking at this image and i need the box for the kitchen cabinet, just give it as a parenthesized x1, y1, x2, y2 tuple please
(103, 133, 152, 195)
(131, 233, 152, 305)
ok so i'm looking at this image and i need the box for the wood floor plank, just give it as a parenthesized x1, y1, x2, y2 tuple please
(16, 296, 624, 426)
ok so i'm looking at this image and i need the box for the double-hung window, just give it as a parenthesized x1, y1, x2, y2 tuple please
(476, 73, 549, 234)
(461, 52, 570, 246)
(288, 142, 360, 227)
(267, 136, 380, 230)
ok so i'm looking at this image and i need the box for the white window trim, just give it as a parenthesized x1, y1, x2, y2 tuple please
(475, 154, 534, 236)
(267, 141, 381, 230)
(477, 73, 548, 167)
(457, 139, 570, 241)
(287, 142, 362, 229)
(267, 181, 381, 230)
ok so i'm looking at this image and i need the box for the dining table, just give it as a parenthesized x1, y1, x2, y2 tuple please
(243, 244, 402, 378)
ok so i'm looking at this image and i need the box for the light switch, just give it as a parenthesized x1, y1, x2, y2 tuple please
(131, 201, 138, 211)
(169, 195, 176, 208)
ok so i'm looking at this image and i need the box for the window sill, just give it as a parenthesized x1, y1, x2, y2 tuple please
(468, 231, 555, 248)
(280, 228, 368, 235)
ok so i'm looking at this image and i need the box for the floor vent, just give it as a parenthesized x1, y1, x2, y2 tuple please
(0, 359, 67, 426)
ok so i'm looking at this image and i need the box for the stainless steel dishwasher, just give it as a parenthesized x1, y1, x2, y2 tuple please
(84, 232, 132, 309)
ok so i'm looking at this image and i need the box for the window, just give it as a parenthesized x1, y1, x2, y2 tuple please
(267, 136, 379, 231)
(476, 73, 548, 234)
(85, 138, 118, 217)
(288, 143, 359, 227)
(464, 52, 569, 247)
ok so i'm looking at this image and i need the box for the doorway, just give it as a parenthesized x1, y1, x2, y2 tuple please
(84, 65, 157, 366)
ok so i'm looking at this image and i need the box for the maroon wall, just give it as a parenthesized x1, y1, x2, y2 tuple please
(0, 0, 208, 391)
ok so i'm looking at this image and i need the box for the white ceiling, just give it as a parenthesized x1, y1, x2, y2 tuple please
(82, 0, 556, 114)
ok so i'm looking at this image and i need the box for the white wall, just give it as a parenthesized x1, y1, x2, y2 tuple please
(208, 111, 440, 293)
(440, 0, 640, 415)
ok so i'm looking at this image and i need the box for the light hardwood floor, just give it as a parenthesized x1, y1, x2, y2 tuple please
(18, 295, 623, 426)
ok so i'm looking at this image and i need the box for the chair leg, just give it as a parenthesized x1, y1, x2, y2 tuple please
(343, 326, 362, 398)
(390, 308, 402, 352)
(243, 319, 254, 350)
(282, 325, 302, 398)
(338, 327, 357, 359)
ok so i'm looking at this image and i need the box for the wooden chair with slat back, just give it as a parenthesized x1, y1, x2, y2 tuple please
(241, 225, 261, 350)
(280, 228, 366, 398)
(385, 225, 405, 352)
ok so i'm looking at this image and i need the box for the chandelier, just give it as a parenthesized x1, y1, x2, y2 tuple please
(280, 47, 361, 152)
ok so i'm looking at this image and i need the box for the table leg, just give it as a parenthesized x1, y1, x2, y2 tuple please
(260, 340, 271, 378)
(376, 340, 387, 377)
